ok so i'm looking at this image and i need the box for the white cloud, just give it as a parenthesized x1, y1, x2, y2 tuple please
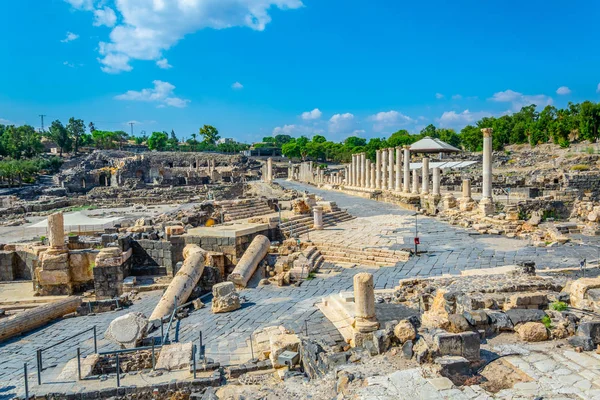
(156, 58, 172, 69)
(115, 80, 190, 108)
(437, 109, 492, 128)
(65, 0, 93, 10)
(0, 118, 12, 125)
(231, 82, 244, 90)
(490, 89, 552, 111)
(67, 0, 303, 73)
(597, 83, 600, 93)
(328, 113, 355, 134)
(93, 7, 117, 27)
(368, 110, 414, 132)
(301, 108, 322, 120)
(272, 124, 319, 136)
(435, 93, 444, 99)
(61, 31, 79, 43)
(351, 129, 365, 136)
(556, 86, 571, 95)
(452, 94, 462, 100)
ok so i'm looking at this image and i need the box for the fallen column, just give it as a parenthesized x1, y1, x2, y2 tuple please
(148, 244, 206, 326)
(228, 234, 270, 288)
(0, 296, 82, 342)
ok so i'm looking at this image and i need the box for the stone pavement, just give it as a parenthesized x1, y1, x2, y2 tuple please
(3, 181, 600, 398)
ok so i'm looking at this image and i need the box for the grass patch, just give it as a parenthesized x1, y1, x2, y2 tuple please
(550, 301, 568, 312)
(305, 272, 316, 280)
(571, 164, 590, 171)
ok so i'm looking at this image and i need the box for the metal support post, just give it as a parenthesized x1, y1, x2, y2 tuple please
(77, 348, 81, 380)
(115, 354, 120, 387)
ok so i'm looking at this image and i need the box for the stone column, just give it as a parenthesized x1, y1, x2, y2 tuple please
(421, 157, 430, 194)
(360, 153, 366, 188)
(352, 155, 357, 186)
(375, 150, 382, 189)
(403, 146, 411, 193)
(412, 168, 419, 194)
(395, 147, 402, 192)
(388, 148, 394, 190)
(432, 167, 441, 196)
(266, 157, 273, 182)
(309, 161, 314, 182)
(313, 206, 324, 230)
(228, 235, 271, 288)
(366, 159, 371, 189)
(353, 272, 379, 333)
(370, 165, 376, 189)
(48, 212, 66, 250)
(462, 179, 472, 200)
(480, 128, 494, 215)
(381, 148, 388, 190)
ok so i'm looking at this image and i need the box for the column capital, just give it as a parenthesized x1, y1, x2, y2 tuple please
(403, 145, 411, 150)
(481, 128, 493, 137)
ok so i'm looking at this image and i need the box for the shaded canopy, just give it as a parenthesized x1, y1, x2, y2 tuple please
(29, 212, 121, 228)
(409, 136, 461, 153)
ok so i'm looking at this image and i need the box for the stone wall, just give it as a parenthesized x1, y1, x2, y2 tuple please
(564, 171, 600, 199)
(130, 239, 175, 276)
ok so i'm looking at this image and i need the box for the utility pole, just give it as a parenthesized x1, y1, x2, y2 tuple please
(39, 114, 46, 133)
(129, 122, 135, 137)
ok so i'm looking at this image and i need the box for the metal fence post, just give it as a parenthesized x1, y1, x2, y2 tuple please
(151, 341, 155, 370)
(93, 326, 98, 353)
(115, 354, 120, 387)
(249, 335, 254, 360)
(199, 331, 203, 361)
(36, 349, 42, 385)
(24, 363, 29, 400)
(77, 348, 81, 380)
(192, 344, 197, 379)
(160, 321, 164, 344)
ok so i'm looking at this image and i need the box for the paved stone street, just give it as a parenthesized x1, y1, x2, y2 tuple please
(3, 180, 600, 398)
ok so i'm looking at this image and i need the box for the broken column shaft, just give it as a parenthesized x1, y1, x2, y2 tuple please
(228, 234, 270, 288)
(353, 273, 378, 333)
(149, 244, 206, 326)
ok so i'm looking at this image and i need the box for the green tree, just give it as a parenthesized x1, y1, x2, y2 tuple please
(148, 131, 169, 151)
(48, 120, 72, 156)
(199, 125, 220, 144)
(66, 117, 86, 154)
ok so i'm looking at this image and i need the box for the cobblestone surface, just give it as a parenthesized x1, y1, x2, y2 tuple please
(2, 180, 600, 398)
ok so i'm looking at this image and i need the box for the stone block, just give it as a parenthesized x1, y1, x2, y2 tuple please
(434, 333, 462, 357)
(486, 310, 514, 332)
(270, 333, 301, 367)
(568, 335, 595, 351)
(577, 321, 600, 344)
(104, 312, 148, 349)
(459, 332, 480, 361)
(516, 322, 549, 342)
(505, 309, 546, 325)
(155, 342, 193, 371)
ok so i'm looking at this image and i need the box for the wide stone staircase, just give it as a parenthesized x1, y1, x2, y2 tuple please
(310, 242, 410, 267)
(217, 199, 274, 221)
(278, 209, 355, 238)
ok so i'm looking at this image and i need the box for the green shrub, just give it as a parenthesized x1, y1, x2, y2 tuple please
(541, 315, 552, 329)
(550, 301, 568, 312)
(586, 146, 595, 154)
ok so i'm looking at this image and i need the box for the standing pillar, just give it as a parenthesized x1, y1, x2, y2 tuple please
(352, 155, 357, 186)
(360, 153, 366, 188)
(421, 157, 430, 194)
(381, 149, 388, 190)
(375, 150, 382, 190)
(395, 147, 402, 192)
(388, 148, 394, 190)
(403, 146, 411, 193)
(412, 169, 419, 194)
(266, 157, 273, 183)
(353, 273, 379, 333)
(365, 159, 371, 189)
(313, 206, 324, 230)
(370, 164, 376, 189)
(480, 128, 494, 215)
(463, 179, 472, 200)
(48, 212, 66, 250)
(432, 167, 441, 196)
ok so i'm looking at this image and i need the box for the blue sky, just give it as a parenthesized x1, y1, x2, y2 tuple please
(1, 0, 600, 143)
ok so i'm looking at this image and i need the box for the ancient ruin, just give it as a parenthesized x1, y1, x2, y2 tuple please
(4, 136, 600, 400)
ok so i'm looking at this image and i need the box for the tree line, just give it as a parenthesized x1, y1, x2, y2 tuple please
(276, 101, 600, 162)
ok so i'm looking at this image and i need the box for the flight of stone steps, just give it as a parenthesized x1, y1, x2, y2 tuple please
(311, 242, 410, 267)
(278, 210, 355, 238)
(217, 199, 274, 221)
(288, 245, 325, 280)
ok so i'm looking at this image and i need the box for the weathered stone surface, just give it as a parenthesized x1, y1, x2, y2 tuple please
(577, 321, 600, 344)
(447, 314, 471, 333)
(393, 320, 416, 343)
(568, 335, 595, 351)
(486, 310, 514, 332)
(505, 309, 546, 326)
(104, 312, 148, 349)
(570, 277, 600, 310)
(516, 322, 549, 342)
(155, 342, 193, 371)
(228, 235, 270, 288)
(402, 340, 414, 359)
(211, 281, 241, 313)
